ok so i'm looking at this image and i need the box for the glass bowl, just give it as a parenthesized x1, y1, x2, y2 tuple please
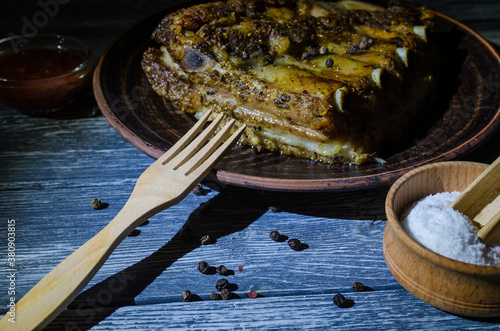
(0, 34, 92, 116)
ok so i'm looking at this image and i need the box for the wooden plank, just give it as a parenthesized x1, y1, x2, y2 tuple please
(1, 161, 499, 329)
(45, 291, 500, 330)
(1, 0, 500, 329)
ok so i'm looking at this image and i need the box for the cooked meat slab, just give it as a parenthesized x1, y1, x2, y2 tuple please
(142, 0, 437, 164)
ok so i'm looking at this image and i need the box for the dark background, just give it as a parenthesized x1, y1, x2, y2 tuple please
(2, 0, 499, 62)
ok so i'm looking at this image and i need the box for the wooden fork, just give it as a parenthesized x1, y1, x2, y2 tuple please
(0, 110, 245, 330)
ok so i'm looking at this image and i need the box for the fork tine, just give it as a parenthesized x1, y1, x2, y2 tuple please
(179, 118, 236, 175)
(168, 112, 225, 169)
(184, 124, 246, 181)
(157, 109, 214, 165)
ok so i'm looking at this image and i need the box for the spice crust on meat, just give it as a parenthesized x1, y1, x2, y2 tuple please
(142, 0, 438, 164)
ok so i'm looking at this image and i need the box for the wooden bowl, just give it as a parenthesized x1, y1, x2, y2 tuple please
(383, 161, 500, 318)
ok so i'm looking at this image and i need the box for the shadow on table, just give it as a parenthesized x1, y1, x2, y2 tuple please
(44, 38, 500, 330)
(45, 171, 500, 329)
(44, 184, 390, 330)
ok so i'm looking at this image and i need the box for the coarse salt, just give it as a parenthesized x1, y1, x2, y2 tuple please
(401, 191, 500, 266)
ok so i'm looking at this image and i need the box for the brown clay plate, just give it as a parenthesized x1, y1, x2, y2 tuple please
(93, 1, 500, 192)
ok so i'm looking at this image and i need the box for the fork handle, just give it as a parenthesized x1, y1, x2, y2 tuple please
(0, 203, 149, 331)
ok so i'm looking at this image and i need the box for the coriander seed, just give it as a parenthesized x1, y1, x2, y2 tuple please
(90, 198, 102, 210)
(221, 288, 231, 300)
(200, 234, 211, 245)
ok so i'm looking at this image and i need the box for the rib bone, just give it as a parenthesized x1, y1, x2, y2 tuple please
(396, 47, 409, 67)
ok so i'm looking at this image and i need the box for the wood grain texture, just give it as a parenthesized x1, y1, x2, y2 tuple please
(449, 157, 500, 242)
(0, 111, 245, 330)
(0, 0, 500, 330)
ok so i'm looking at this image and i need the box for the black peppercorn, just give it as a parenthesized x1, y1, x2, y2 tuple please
(333, 293, 347, 307)
(221, 288, 232, 300)
(216, 265, 228, 276)
(280, 93, 289, 102)
(301, 52, 310, 61)
(352, 281, 367, 292)
(210, 292, 221, 300)
(197, 261, 209, 274)
(215, 278, 229, 291)
(181, 290, 192, 302)
(325, 58, 334, 68)
(288, 238, 302, 251)
(269, 230, 281, 241)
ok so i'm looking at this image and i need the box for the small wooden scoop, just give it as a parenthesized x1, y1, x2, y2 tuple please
(449, 156, 500, 243)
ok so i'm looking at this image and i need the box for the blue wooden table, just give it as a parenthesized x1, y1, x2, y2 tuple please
(1, 1, 499, 329)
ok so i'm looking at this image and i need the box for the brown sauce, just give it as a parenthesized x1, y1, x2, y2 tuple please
(0, 47, 86, 80)
(0, 46, 92, 113)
